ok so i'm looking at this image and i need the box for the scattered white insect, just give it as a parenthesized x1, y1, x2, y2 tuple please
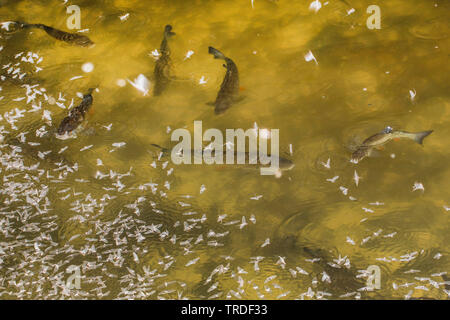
(150, 49, 160, 58)
(304, 50, 318, 65)
(69, 75, 83, 81)
(200, 184, 206, 194)
(433, 253, 442, 260)
(185, 257, 200, 267)
(321, 158, 331, 169)
(184, 50, 194, 60)
(199, 76, 208, 85)
(353, 170, 360, 187)
(409, 89, 416, 101)
(80, 145, 93, 152)
(110, 142, 126, 152)
(309, 0, 322, 13)
(261, 238, 270, 248)
(250, 195, 263, 200)
(347, 8, 355, 15)
(102, 123, 113, 131)
(239, 216, 248, 229)
(412, 182, 424, 192)
(127, 74, 150, 96)
(326, 176, 339, 183)
(119, 13, 130, 21)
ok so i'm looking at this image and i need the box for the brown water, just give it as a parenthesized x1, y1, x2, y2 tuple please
(0, 0, 449, 299)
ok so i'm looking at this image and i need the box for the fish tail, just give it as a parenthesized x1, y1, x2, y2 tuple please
(208, 46, 226, 60)
(164, 25, 175, 38)
(413, 130, 433, 145)
(87, 87, 97, 95)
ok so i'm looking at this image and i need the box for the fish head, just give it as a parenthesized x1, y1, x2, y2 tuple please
(351, 147, 370, 163)
(57, 117, 77, 135)
(75, 36, 95, 48)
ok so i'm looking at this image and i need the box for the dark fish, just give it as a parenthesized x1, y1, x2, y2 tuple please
(14, 21, 94, 47)
(208, 46, 240, 114)
(150, 144, 294, 172)
(57, 88, 95, 135)
(351, 126, 433, 163)
(153, 25, 175, 96)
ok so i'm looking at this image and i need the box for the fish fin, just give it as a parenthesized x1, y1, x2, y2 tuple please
(414, 130, 433, 145)
(206, 101, 215, 107)
(368, 148, 381, 158)
(208, 46, 226, 60)
(164, 25, 175, 38)
(351, 147, 369, 163)
(233, 96, 245, 103)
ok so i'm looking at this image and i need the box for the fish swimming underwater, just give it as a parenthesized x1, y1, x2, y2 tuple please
(153, 25, 175, 96)
(208, 46, 240, 115)
(13, 21, 94, 47)
(57, 88, 95, 135)
(150, 144, 294, 174)
(351, 126, 433, 163)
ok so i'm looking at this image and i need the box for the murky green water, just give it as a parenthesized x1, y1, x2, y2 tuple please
(0, 0, 449, 299)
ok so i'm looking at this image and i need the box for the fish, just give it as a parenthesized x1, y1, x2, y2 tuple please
(150, 144, 294, 172)
(57, 88, 95, 135)
(208, 46, 240, 114)
(13, 21, 94, 47)
(153, 25, 175, 96)
(351, 126, 433, 163)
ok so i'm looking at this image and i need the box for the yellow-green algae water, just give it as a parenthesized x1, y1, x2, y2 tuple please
(0, 0, 449, 299)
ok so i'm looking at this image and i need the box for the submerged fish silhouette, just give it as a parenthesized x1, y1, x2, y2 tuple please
(14, 21, 94, 47)
(208, 46, 241, 115)
(153, 25, 175, 96)
(57, 88, 95, 135)
(351, 126, 433, 163)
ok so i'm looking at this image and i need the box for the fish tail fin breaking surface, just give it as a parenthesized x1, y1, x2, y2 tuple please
(208, 46, 226, 60)
(164, 25, 175, 38)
